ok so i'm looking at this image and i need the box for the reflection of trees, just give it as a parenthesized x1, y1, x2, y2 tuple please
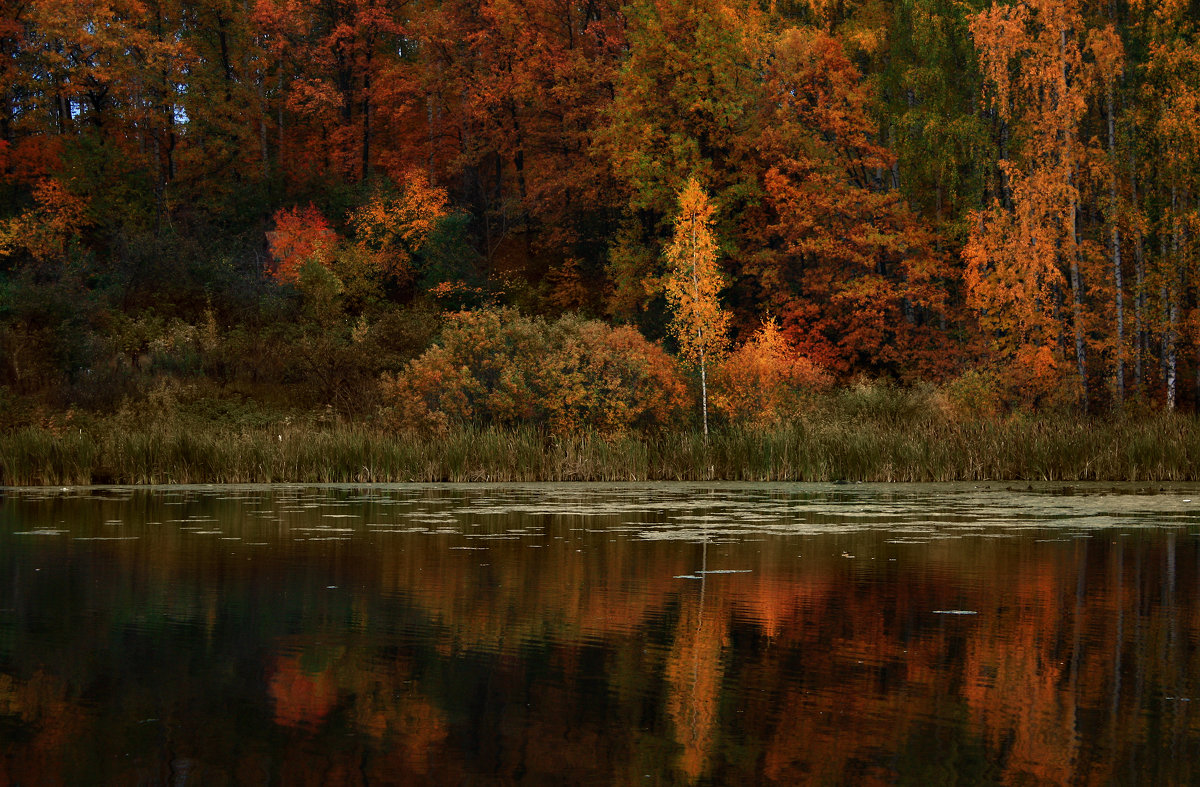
(664, 581, 728, 783)
(963, 561, 1080, 784)
(266, 645, 450, 781)
(0, 671, 79, 785)
(6, 491, 1200, 783)
(270, 652, 340, 729)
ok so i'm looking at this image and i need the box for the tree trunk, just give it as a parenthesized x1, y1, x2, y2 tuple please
(277, 70, 285, 170)
(1070, 200, 1089, 410)
(362, 47, 372, 181)
(426, 91, 438, 174)
(1107, 83, 1124, 407)
(691, 217, 709, 439)
(1131, 154, 1146, 392)
(259, 80, 270, 178)
(1167, 183, 1180, 409)
(1062, 29, 1087, 410)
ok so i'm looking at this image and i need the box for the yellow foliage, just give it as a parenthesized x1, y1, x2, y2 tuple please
(664, 178, 730, 372)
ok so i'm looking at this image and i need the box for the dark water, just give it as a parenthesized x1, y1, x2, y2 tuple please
(3, 483, 1200, 785)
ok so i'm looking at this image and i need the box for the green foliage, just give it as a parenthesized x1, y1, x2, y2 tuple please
(874, 0, 993, 235)
(60, 136, 159, 237)
(416, 213, 482, 291)
(600, 0, 761, 220)
(296, 258, 345, 326)
(328, 244, 386, 312)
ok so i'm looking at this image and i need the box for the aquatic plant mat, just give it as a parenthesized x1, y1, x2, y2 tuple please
(3, 413, 1198, 485)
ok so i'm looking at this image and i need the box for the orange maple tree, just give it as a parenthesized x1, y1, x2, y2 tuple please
(0, 178, 88, 264)
(349, 171, 449, 280)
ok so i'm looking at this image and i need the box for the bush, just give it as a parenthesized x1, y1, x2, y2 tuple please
(710, 318, 830, 425)
(383, 308, 688, 434)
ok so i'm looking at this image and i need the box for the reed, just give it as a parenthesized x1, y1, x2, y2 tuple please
(3, 407, 1200, 486)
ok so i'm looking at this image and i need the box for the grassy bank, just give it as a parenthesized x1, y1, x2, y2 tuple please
(3, 410, 1198, 485)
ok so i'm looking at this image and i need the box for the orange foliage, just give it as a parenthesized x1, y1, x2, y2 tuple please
(349, 171, 449, 279)
(747, 26, 954, 379)
(664, 178, 730, 434)
(664, 178, 730, 372)
(265, 204, 337, 284)
(0, 178, 89, 263)
(965, 0, 1119, 404)
(4, 137, 64, 183)
(711, 317, 830, 425)
(3, 0, 1190, 410)
(383, 308, 688, 434)
(544, 258, 594, 313)
(541, 319, 690, 434)
(1009, 343, 1080, 407)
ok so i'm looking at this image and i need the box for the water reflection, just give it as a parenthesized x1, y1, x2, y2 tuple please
(3, 483, 1200, 784)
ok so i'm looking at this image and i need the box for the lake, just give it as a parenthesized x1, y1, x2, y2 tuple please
(3, 482, 1200, 784)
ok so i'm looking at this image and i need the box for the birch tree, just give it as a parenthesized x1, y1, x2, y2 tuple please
(664, 177, 729, 437)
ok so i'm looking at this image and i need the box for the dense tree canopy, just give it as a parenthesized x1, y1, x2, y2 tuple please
(3, 0, 1200, 416)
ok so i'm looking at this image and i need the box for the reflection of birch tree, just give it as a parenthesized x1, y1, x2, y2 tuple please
(664, 536, 727, 783)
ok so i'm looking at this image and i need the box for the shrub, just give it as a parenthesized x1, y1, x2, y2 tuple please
(939, 368, 1003, 419)
(383, 308, 688, 434)
(710, 317, 830, 425)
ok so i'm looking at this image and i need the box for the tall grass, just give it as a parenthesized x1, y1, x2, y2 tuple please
(3, 407, 1200, 485)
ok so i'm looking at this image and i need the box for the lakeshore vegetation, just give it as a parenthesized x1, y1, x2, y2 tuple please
(4, 0, 1200, 483)
(5, 385, 1200, 484)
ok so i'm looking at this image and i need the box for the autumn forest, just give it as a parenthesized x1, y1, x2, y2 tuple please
(5, 0, 1200, 453)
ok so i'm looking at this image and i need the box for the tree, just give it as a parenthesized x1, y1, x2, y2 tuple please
(410, 0, 625, 279)
(871, 0, 992, 232)
(265, 204, 337, 283)
(745, 26, 954, 379)
(710, 317, 830, 426)
(599, 0, 762, 326)
(0, 178, 88, 266)
(1142, 37, 1200, 410)
(965, 0, 1118, 409)
(663, 178, 729, 436)
(349, 171, 450, 281)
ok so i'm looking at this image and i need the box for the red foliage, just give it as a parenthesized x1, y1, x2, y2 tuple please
(742, 27, 955, 380)
(265, 204, 337, 284)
